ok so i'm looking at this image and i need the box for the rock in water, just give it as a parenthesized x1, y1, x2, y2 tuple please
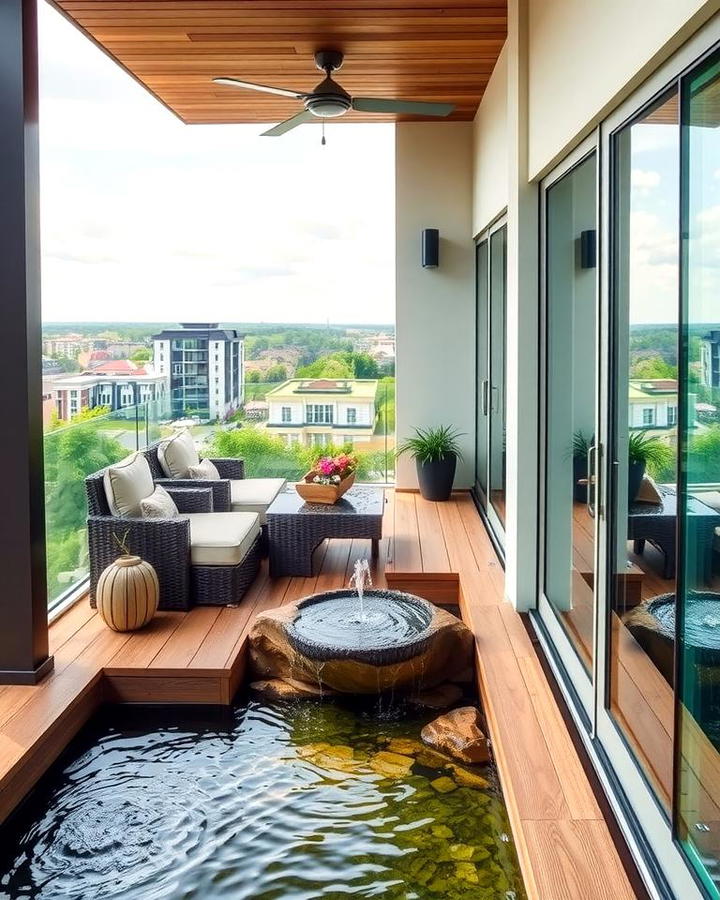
(421, 707, 490, 765)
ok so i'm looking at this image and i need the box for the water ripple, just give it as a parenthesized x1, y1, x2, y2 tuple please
(0, 698, 526, 900)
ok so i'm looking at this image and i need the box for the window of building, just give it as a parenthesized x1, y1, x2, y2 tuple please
(642, 407, 654, 426)
(667, 405, 677, 426)
(281, 406, 292, 423)
(307, 404, 333, 424)
(346, 408, 357, 424)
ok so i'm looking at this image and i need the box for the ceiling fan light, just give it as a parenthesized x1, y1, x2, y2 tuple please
(305, 95, 351, 118)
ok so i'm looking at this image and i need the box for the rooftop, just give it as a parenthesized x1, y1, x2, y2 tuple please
(266, 378, 379, 398)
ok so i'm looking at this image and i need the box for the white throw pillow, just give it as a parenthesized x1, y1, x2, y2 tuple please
(187, 458, 221, 481)
(140, 484, 179, 519)
(157, 429, 199, 478)
(103, 453, 155, 518)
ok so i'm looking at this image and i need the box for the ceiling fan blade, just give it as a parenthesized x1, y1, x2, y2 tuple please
(213, 77, 306, 99)
(261, 110, 315, 137)
(352, 97, 454, 117)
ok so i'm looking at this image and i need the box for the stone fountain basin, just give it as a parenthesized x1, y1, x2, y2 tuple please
(249, 588, 475, 695)
(286, 589, 435, 666)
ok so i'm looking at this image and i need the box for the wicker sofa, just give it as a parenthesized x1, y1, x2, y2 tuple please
(85, 455, 263, 611)
(142, 431, 287, 548)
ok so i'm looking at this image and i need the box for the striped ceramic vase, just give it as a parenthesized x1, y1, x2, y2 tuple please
(96, 555, 159, 632)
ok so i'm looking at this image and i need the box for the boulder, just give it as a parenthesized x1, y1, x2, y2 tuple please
(420, 706, 490, 765)
(249, 597, 474, 695)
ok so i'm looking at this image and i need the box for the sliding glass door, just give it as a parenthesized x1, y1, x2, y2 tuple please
(475, 217, 507, 545)
(677, 48, 720, 895)
(539, 29, 720, 897)
(538, 144, 599, 716)
(606, 87, 680, 814)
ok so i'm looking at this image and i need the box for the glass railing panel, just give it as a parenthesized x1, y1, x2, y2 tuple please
(201, 378, 396, 483)
(43, 405, 133, 609)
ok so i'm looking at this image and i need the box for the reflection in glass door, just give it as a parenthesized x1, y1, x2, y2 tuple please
(475, 241, 489, 502)
(489, 227, 507, 527)
(475, 219, 507, 544)
(607, 88, 679, 814)
(677, 48, 720, 896)
(539, 150, 598, 692)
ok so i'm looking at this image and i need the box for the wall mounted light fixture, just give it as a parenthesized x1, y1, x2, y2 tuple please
(580, 229, 597, 269)
(422, 228, 439, 268)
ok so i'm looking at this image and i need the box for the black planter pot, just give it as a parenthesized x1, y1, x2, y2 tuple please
(628, 460, 646, 505)
(416, 455, 457, 501)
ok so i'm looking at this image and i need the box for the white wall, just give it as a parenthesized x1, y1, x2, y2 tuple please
(528, 0, 716, 177)
(472, 43, 509, 236)
(395, 122, 475, 489)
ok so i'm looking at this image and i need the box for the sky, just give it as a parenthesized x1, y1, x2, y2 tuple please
(38, 2, 395, 326)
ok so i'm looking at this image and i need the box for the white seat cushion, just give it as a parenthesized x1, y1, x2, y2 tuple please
(158, 429, 200, 478)
(230, 478, 287, 524)
(185, 512, 260, 567)
(104, 453, 155, 518)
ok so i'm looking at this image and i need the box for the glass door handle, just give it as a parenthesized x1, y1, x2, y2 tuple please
(587, 445, 596, 519)
(491, 384, 499, 413)
(481, 380, 489, 416)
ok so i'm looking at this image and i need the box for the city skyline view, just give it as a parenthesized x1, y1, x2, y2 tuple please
(38, 2, 395, 326)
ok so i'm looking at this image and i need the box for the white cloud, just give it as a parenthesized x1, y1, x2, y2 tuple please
(631, 169, 661, 191)
(38, 1, 395, 325)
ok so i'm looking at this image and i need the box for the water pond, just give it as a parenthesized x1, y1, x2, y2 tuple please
(0, 695, 526, 900)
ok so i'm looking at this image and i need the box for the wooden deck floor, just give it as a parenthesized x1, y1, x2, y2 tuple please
(0, 490, 638, 900)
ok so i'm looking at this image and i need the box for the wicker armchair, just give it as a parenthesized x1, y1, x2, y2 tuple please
(86, 473, 212, 611)
(142, 445, 244, 512)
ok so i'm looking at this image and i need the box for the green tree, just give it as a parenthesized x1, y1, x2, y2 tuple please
(296, 355, 353, 379)
(265, 364, 288, 382)
(630, 356, 677, 379)
(44, 424, 126, 600)
(130, 347, 152, 363)
(50, 354, 81, 373)
(246, 370, 261, 383)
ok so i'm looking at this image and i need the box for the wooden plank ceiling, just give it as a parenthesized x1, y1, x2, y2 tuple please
(51, 1, 507, 124)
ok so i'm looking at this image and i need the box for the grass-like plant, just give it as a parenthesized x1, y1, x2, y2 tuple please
(397, 425, 465, 464)
(572, 430, 592, 459)
(628, 431, 673, 468)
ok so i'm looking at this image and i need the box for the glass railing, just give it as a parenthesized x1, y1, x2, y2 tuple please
(43, 381, 396, 609)
(205, 378, 396, 483)
(43, 397, 171, 610)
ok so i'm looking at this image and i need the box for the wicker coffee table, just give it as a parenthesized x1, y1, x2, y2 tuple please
(628, 486, 720, 581)
(267, 485, 385, 577)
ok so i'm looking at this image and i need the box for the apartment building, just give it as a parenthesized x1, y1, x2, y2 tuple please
(266, 379, 377, 447)
(48, 363, 168, 422)
(153, 323, 244, 421)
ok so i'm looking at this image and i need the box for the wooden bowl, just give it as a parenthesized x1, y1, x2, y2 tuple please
(296, 471, 355, 504)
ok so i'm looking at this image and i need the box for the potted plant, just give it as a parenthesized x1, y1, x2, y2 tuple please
(572, 430, 592, 503)
(397, 425, 464, 501)
(296, 452, 358, 504)
(96, 531, 159, 632)
(627, 432, 669, 504)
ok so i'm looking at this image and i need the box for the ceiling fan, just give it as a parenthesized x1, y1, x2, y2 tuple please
(213, 49, 455, 137)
